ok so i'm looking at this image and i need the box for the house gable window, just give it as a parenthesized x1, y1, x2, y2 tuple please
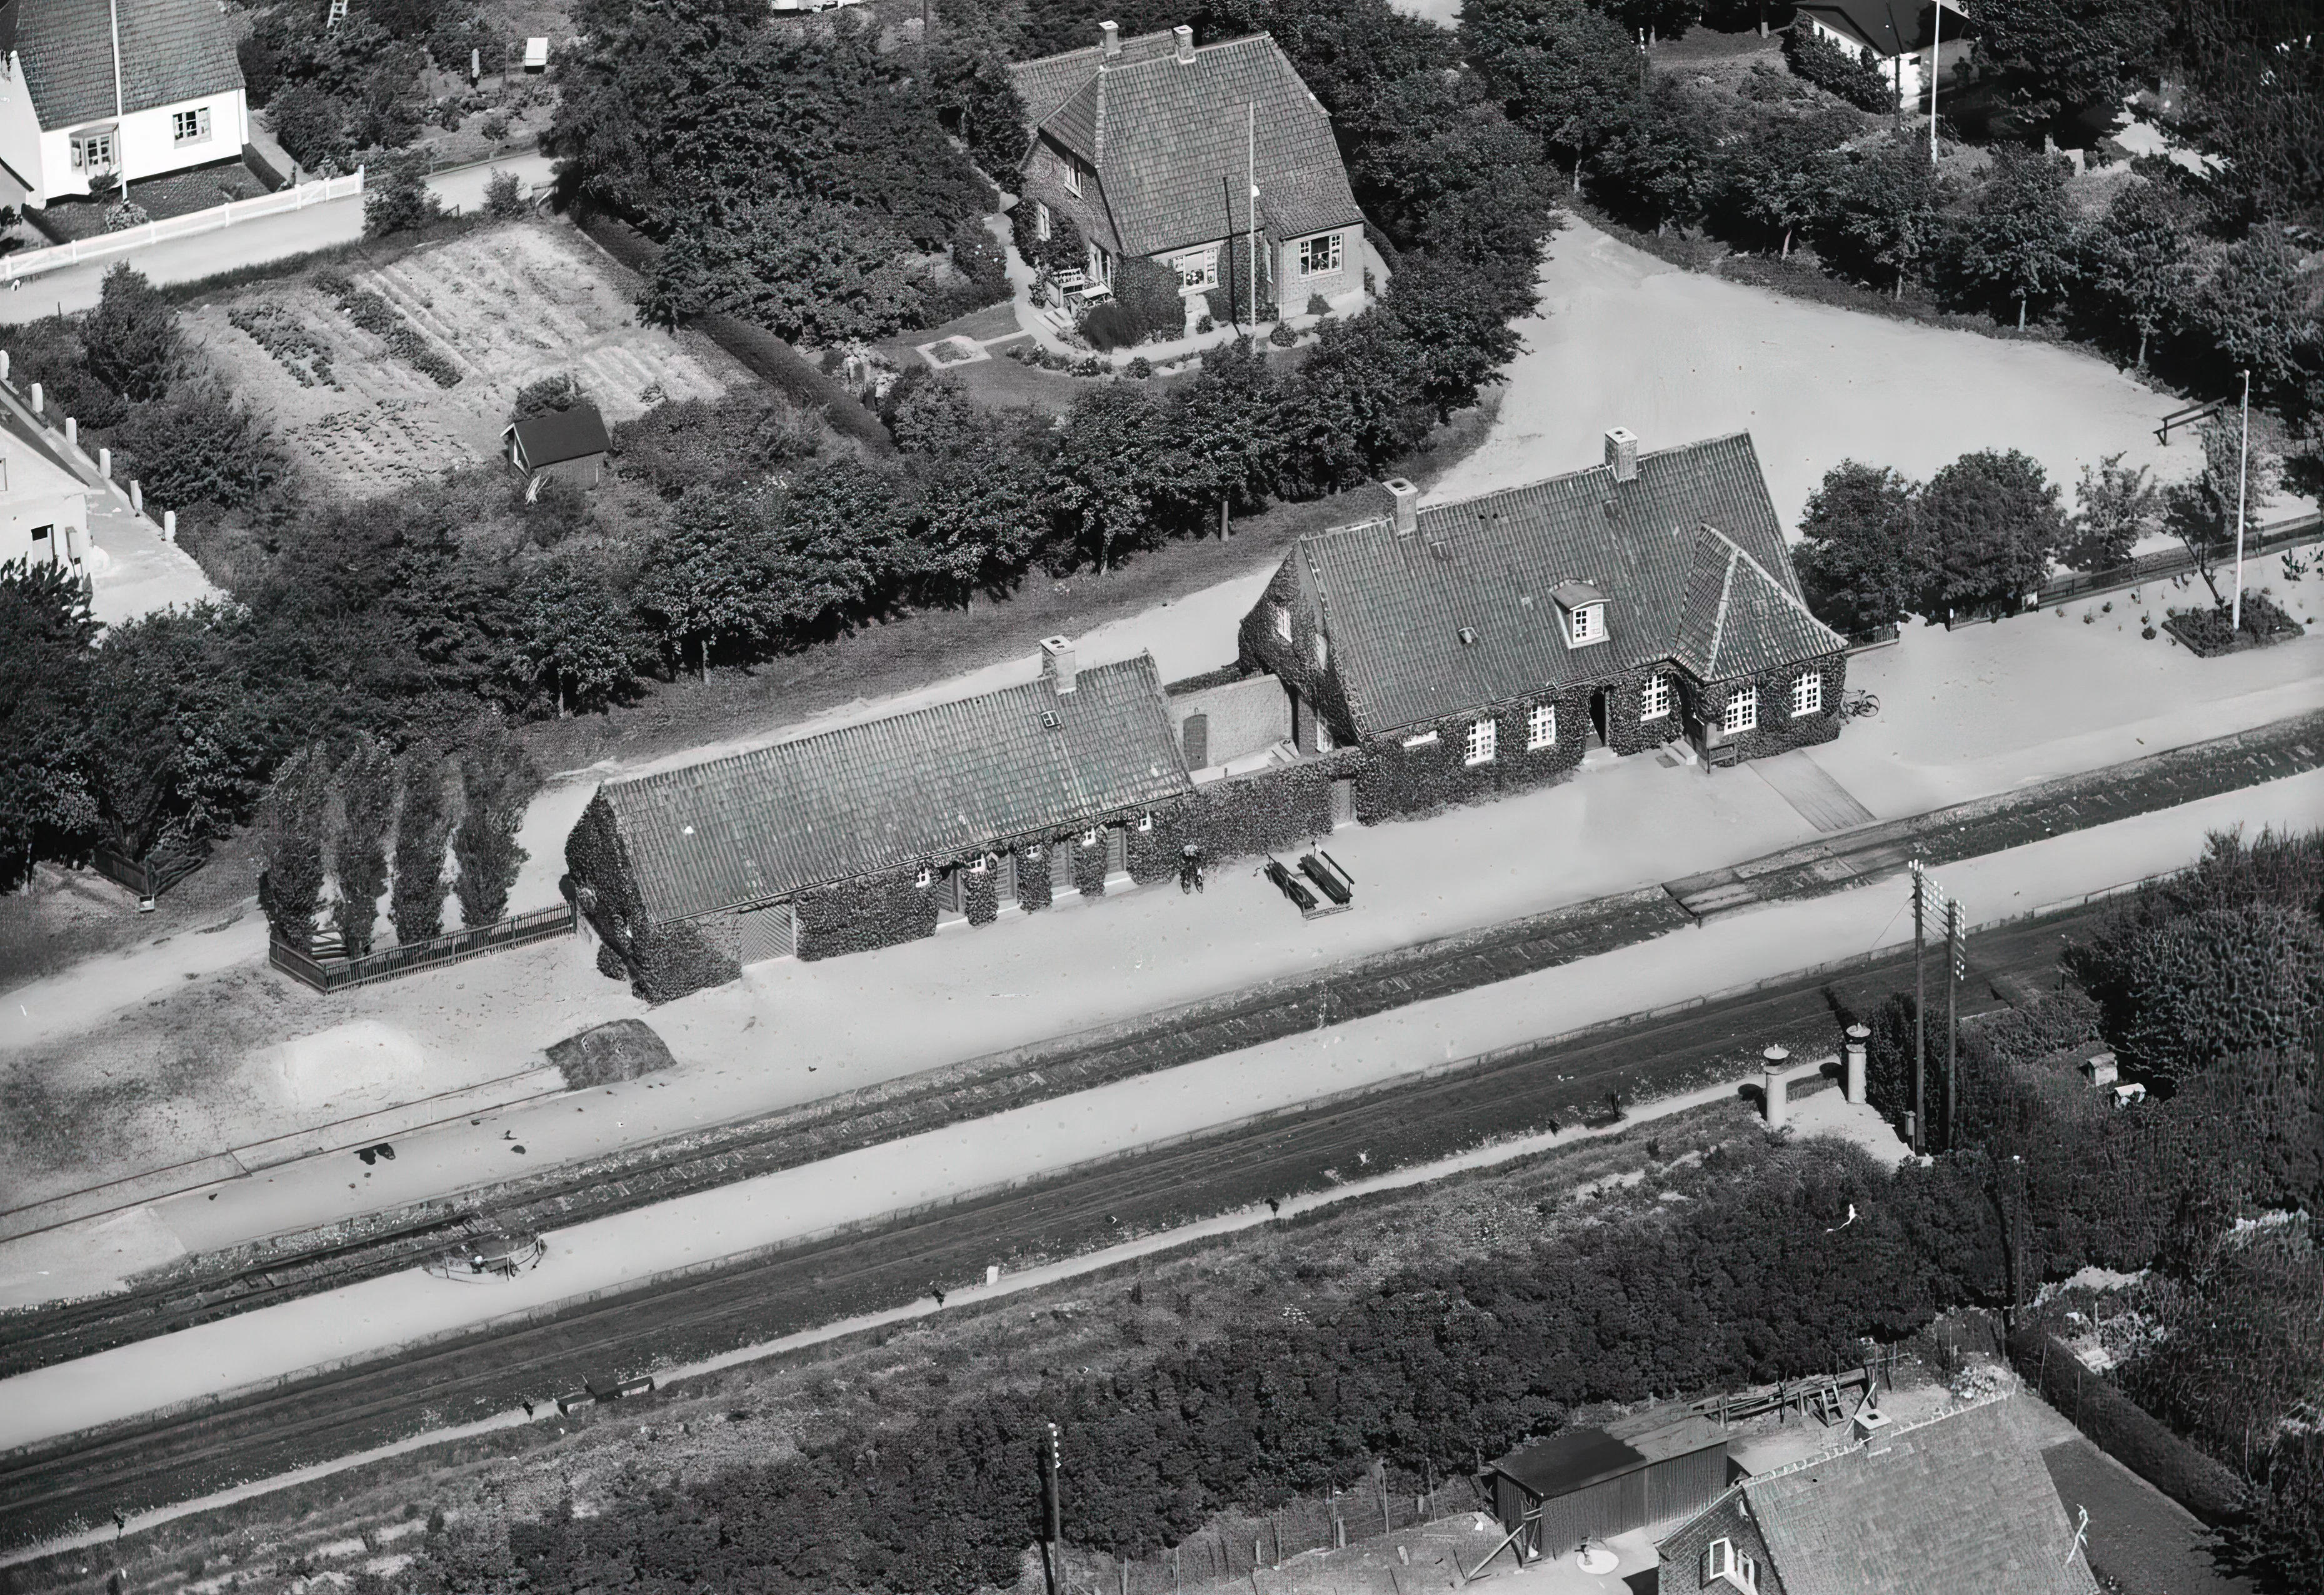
(1721, 687, 1758, 736)
(1063, 157, 1083, 197)
(1527, 703, 1556, 751)
(1311, 632, 1328, 672)
(1176, 246, 1219, 292)
(1274, 603, 1293, 645)
(1790, 669, 1823, 718)
(1296, 232, 1343, 277)
(69, 129, 116, 172)
(1568, 602, 1606, 646)
(1465, 718, 1496, 766)
(171, 106, 211, 144)
(1035, 201, 1052, 241)
(1641, 672, 1672, 720)
(1701, 1537, 1756, 1592)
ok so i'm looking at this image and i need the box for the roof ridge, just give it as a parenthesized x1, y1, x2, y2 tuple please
(1703, 529, 1742, 676)
(1380, 432, 1761, 531)
(1739, 1391, 2019, 1494)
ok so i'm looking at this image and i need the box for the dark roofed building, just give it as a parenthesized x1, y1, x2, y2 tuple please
(1008, 22, 1369, 328)
(568, 643, 1198, 978)
(0, 0, 249, 209)
(1237, 429, 1850, 824)
(1791, 0, 1966, 108)
(1486, 1419, 1730, 1564)
(1657, 1396, 2100, 1595)
(504, 401, 611, 495)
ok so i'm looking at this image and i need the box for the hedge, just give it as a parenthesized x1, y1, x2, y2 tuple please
(2011, 1327, 2247, 1524)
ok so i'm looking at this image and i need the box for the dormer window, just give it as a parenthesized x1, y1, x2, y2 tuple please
(1550, 581, 1609, 649)
(1702, 1538, 1756, 1592)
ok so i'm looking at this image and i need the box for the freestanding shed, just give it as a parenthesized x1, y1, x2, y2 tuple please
(1486, 1422, 1729, 1562)
(503, 401, 610, 496)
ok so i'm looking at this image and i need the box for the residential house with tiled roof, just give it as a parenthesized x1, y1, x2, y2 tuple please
(0, 391, 92, 568)
(1236, 429, 1850, 821)
(0, 0, 248, 211)
(1656, 1396, 2100, 1595)
(566, 642, 1203, 982)
(1791, 0, 1966, 108)
(1008, 21, 1369, 326)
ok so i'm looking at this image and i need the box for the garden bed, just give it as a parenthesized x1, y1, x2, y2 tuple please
(2160, 592, 2305, 656)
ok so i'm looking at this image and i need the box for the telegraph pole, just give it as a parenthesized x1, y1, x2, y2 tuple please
(1910, 861, 1928, 1154)
(1039, 1421, 1063, 1595)
(2231, 368, 2251, 634)
(1945, 898, 1965, 1152)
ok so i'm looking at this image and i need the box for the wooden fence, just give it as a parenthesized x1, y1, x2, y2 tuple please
(270, 901, 576, 992)
(2034, 512, 2321, 611)
(0, 169, 366, 283)
(89, 841, 206, 904)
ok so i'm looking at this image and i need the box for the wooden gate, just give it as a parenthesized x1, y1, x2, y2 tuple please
(736, 901, 795, 963)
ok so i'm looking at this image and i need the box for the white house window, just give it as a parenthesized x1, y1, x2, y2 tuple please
(1274, 603, 1293, 644)
(1315, 718, 1334, 753)
(1791, 670, 1823, 718)
(1641, 672, 1672, 721)
(1569, 603, 1603, 644)
(1035, 201, 1052, 241)
(1311, 633, 1328, 672)
(1703, 1538, 1757, 1592)
(1086, 240, 1113, 284)
(1401, 729, 1439, 749)
(1465, 718, 1496, 766)
(1721, 687, 1758, 736)
(1296, 231, 1343, 277)
(1175, 245, 1219, 292)
(171, 106, 211, 144)
(1528, 703, 1556, 750)
(1063, 158, 1082, 198)
(69, 129, 116, 171)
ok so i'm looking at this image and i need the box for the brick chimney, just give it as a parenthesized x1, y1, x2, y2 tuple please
(1604, 426, 1638, 484)
(1099, 19, 1119, 56)
(1041, 635, 1078, 694)
(1386, 477, 1419, 537)
(1173, 24, 1194, 62)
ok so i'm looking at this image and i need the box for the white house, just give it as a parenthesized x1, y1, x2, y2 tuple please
(0, 403, 93, 570)
(1791, 0, 1967, 107)
(0, 0, 249, 212)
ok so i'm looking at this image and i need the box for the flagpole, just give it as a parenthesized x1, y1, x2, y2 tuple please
(1248, 102, 1259, 327)
(1926, 1, 1940, 166)
(2231, 367, 2250, 634)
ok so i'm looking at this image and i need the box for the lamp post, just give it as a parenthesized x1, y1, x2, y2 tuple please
(1926, 0, 1941, 166)
(1039, 1422, 1063, 1595)
(1945, 897, 1965, 1151)
(2231, 367, 2251, 635)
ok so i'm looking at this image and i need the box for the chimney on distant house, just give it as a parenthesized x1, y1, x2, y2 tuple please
(1041, 635, 1079, 694)
(1386, 477, 1419, 538)
(1604, 426, 1639, 484)
(1173, 24, 1195, 62)
(1099, 19, 1119, 56)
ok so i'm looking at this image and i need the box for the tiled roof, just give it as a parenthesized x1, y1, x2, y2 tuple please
(508, 402, 611, 468)
(14, 0, 243, 129)
(1293, 434, 1842, 738)
(1739, 1398, 2100, 1595)
(1011, 30, 1363, 258)
(599, 655, 1193, 923)
(1793, 0, 1951, 55)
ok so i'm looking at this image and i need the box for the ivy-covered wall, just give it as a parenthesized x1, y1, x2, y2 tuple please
(564, 793, 741, 1002)
(1072, 828, 1111, 898)
(1016, 842, 1056, 911)
(1136, 752, 1362, 879)
(1595, 664, 1692, 758)
(1691, 651, 1850, 766)
(963, 863, 1000, 925)
(1351, 689, 1588, 822)
(796, 864, 938, 961)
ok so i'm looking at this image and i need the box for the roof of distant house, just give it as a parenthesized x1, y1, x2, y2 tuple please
(1282, 432, 1844, 738)
(505, 402, 611, 469)
(1009, 29, 1364, 258)
(1792, 0, 1960, 56)
(598, 654, 1194, 922)
(6, 0, 244, 129)
(1675, 1397, 2100, 1595)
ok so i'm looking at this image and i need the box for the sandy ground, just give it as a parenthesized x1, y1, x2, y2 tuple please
(188, 219, 738, 498)
(1433, 218, 2317, 536)
(1, 768, 2312, 1446)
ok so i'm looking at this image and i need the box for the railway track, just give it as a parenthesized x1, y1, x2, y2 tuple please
(0, 906, 2088, 1545)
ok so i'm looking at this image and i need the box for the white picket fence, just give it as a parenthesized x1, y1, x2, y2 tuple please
(0, 168, 366, 284)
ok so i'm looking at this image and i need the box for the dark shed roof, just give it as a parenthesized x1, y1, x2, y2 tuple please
(1491, 1429, 1651, 1500)
(597, 654, 1193, 923)
(1793, 0, 1957, 56)
(506, 402, 611, 469)
(10, 0, 243, 129)
(1281, 433, 1843, 738)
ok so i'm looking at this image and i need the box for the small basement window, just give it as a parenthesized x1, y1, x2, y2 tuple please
(1721, 687, 1758, 736)
(1791, 671, 1823, 718)
(1465, 718, 1496, 766)
(1641, 672, 1672, 721)
(1528, 703, 1556, 750)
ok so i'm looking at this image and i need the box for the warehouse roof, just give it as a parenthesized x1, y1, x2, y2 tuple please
(8, 0, 244, 129)
(1490, 1428, 1651, 1500)
(1278, 432, 1843, 738)
(596, 653, 1193, 922)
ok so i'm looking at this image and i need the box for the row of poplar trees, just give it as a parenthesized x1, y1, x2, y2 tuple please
(255, 718, 542, 958)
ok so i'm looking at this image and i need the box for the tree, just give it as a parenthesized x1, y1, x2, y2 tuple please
(80, 264, 180, 402)
(1047, 384, 1170, 572)
(1908, 448, 2066, 616)
(1793, 461, 1916, 633)
(1274, 312, 1433, 496)
(639, 194, 928, 346)
(363, 151, 446, 238)
(2083, 181, 2194, 371)
(1969, 0, 2168, 126)
(2063, 452, 2162, 572)
(1781, 24, 1895, 114)
(1945, 148, 2080, 329)
(451, 718, 539, 928)
(1821, 138, 1946, 296)
(635, 489, 786, 679)
(1164, 337, 1284, 534)
(333, 736, 396, 957)
(508, 555, 647, 714)
(2186, 226, 2323, 415)
(904, 428, 1046, 603)
(1721, 108, 1851, 258)
(926, 37, 1030, 172)
(483, 169, 529, 221)
(1591, 76, 1722, 234)
(0, 558, 98, 886)
(391, 743, 454, 944)
(1467, 0, 1646, 192)
(2163, 416, 2278, 605)
(2176, 0, 2324, 228)
(1380, 257, 1525, 421)
(256, 743, 331, 952)
(113, 379, 289, 514)
(769, 458, 909, 640)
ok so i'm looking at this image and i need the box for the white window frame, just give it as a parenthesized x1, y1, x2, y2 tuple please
(1641, 672, 1672, 721)
(1703, 1538, 1757, 1592)
(1314, 718, 1334, 754)
(1527, 703, 1556, 751)
(1034, 200, 1052, 242)
(1063, 158, 1083, 198)
(1401, 729, 1440, 749)
(1312, 632, 1328, 672)
(1296, 231, 1343, 277)
(1568, 602, 1605, 646)
(1465, 718, 1496, 766)
(69, 129, 116, 172)
(1274, 603, 1293, 645)
(1721, 687, 1758, 736)
(1175, 245, 1219, 292)
(171, 106, 211, 145)
(1791, 670, 1823, 718)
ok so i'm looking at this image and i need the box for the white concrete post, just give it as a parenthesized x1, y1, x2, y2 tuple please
(1845, 1024, 1870, 1104)
(163, 509, 176, 543)
(1762, 1044, 1790, 1129)
(130, 479, 143, 514)
(29, 380, 41, 412)
(985, 1264, 1000, 1286)
(2, 350, 12, 381)
(98, 446, 111, 478)
(63, 416, 74, 448)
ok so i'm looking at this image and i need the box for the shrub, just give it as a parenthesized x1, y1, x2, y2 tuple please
(1306, 292, 1333, 317)
(81, 264, 180, 402)
(1081, 299, 1143, 351)
(2161, 593, 2303, 654)
(483, 169, 529, 220)
(114, 379, 289, 514)
(509, 372, 584, 422)
(362, 152, 446, 239)
(1782, 24, 1896, 112)
(1124, 356, 1153, 379)
(1269, 319, 1301, 347)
